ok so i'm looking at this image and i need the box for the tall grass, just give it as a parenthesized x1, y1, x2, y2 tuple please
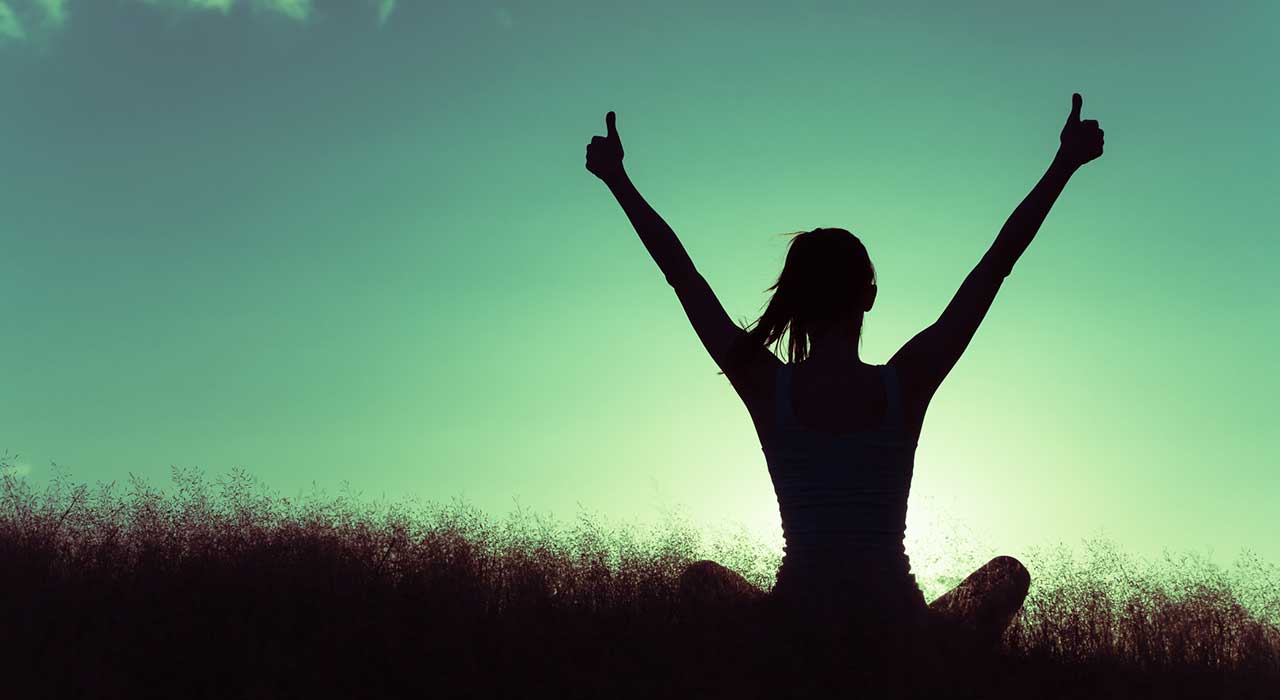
(1, 455, 1276, 699)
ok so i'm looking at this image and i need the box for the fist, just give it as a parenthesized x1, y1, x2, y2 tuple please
(1058, 93, 1104, 168)
(585, 111, 625, 182)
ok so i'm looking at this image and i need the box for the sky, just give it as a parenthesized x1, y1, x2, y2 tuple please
(2, 0, 1277, 584)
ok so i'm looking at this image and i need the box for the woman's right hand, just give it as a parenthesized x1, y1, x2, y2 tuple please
(585, 111, 626, 183)
(1058, 93, 1105, 169)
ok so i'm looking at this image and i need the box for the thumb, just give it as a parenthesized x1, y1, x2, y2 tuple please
(1067, 93, 1082, 124)
(606, 111, 619, 141)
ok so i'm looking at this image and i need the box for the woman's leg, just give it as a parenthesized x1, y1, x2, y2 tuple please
(927, 555, 1031, 650)
(677, 559, 765, 609)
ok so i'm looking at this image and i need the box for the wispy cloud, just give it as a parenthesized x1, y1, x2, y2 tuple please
(140, 0, 234, 13)
(0, 0, 397, 43)
(142, 0, 313, 21)
(373, 0, 394, 26)
(259, 0, 310, 21)
(0, 3, 26, 42)
(35, 0, 65, 25)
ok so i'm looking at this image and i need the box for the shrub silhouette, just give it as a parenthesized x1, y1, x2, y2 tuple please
(1, 455, 1276, 699)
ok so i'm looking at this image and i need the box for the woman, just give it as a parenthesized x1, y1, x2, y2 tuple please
(584, 95, 1104, 649)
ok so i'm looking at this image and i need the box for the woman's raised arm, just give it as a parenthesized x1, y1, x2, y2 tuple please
(890, 93, 1106, 407)
(585, 112, 775, 388)
(586, 111, 698, 285)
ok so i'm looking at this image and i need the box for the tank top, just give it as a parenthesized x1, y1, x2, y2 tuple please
(760, 361, 927, 623)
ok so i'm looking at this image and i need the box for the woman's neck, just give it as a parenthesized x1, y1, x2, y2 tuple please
(805, 323, 863, 366)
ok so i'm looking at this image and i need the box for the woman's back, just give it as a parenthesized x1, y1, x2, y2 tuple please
(760, 360, 927, 624)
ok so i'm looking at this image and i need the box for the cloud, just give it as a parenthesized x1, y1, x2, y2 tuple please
(35, 0, 65, 25)
(372, 0, 394, 25)
(141, 0, 235, 14)
(258, 0, 310, 21)
(0, 0, 397, 42)
(142, 0, 312, 20)
(0, 3, 26, 42)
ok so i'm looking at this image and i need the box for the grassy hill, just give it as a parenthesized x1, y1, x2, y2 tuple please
(1, 459, 1276, 699)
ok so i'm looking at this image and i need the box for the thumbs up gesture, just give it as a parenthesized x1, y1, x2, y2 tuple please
(585, 111, 626, 183)
(1058, 93, 1104, 169)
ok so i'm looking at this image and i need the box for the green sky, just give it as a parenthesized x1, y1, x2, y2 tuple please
(2, 0, 1276, 576)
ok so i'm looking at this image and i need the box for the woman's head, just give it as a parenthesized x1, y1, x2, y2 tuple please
(720, 227, 876, 375)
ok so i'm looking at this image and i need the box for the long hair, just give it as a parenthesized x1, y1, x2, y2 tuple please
(718, 227, 876, 376)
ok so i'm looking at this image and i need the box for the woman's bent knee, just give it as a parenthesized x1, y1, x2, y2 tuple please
(678, 559, 725, 592)
(987, 555, 1030, 597)
(678, 559, 762, 606)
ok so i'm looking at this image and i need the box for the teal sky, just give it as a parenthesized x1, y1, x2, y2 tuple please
(2, 1, 1276, 575)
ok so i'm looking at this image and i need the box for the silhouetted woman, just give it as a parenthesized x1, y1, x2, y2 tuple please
(584, 94, 1104, 652)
